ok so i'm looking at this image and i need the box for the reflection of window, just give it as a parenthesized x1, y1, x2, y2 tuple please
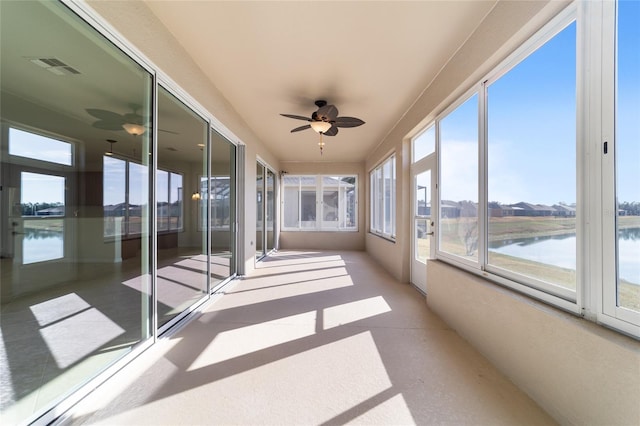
(104, 156, 180, 237)
(370, 156, 395, 239)
(198, 176, 231, 230)
(207, 176, 231, 229)
(283, 175, 357, 231)
(413, 125, 435, 162)
(157, 170, 183, 232)
(9, 127, 72, 166)
(20, 172, 65, 264)
(438, 94, 478, 264)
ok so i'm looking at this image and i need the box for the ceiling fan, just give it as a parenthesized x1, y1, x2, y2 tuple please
(280, 100, 364, 154)
(281, 100, 365, 136)
(86, 105, 177, 136)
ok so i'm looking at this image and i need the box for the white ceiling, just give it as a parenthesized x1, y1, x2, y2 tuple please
(144, 1, 497, 163)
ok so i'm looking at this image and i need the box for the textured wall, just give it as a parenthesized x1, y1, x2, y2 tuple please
(427, 260, 640, 425)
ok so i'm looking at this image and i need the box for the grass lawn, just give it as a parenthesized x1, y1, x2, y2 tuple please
(423, 215, 639, 309)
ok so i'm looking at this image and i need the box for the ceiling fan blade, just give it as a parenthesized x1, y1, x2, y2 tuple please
(323, 126, 338, 136)
(334, 117, 365, 128)
(92, 120, 125, 131)
(123, 112, 147, 125)
(290, 124, 311, 133)
(281, 113, 311, 121)
(86, 108, 125, 123)
(317, 104, 338, 121)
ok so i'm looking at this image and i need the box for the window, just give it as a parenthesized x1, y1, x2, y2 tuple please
(208, 176, 231, 229)
(9, 127, 72, 166)
(486, 21, 577, 296)
(430, 3, 639, 336)
(438, 94, 479, 264)
(602, 0, 640, 330)
(157, 170, 183, 232)
(283, 175, 357, 231)
(103, 156, 127, 237)
(612, 0, 640, 316)
(370, 155, 395, 239)
(104, 157, 181, 238)
(20, 172, 65, 264)
(413, 125, 435, 162)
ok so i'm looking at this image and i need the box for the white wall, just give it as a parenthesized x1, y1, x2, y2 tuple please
(427, 260, 640, 426)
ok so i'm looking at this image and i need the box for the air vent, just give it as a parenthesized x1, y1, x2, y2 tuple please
(27, 57, 81, 75)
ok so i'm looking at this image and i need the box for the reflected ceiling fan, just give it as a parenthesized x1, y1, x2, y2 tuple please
(280, 100, 365, 154)
(86, 104, 177, 136)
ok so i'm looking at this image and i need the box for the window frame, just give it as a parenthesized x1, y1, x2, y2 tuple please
(369, 154, 395, 240)
(7, 125, 75, 170)
(104, 155, 184, 239)
(429, 2, 640, 337)
(599, 0, 640, 334)
(481, 12, 579, 303)
(282, 174, 358, 232)
(435, 90, 481, 270)
(433, 4, 585, 316)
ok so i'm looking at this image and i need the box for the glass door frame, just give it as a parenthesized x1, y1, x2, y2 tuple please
(256, 158, 277, 261)
(411, 154, 437, 293)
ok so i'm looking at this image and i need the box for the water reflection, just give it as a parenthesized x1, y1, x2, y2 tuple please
(619, 227, 640, 241)
(490, 228, 640, 285)
(489, 232, 575, 249)
(23, 227, 63, 264)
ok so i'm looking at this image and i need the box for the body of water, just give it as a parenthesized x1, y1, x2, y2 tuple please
(489, 228, 640, 285)
(23, 229, 63, 264)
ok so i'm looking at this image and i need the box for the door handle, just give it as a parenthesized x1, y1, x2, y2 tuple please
(426, 232, 434, 236)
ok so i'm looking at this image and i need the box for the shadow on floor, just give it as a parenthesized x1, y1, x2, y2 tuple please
(74, 250, 555, 425)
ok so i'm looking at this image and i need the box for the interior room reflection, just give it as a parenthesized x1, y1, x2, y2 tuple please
(0, 1, 233, 423)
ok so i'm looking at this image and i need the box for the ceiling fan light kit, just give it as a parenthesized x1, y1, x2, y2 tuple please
(281, 100, 365, 155)
(122, 122, 145, 136)
(105, 139, 117, 156)
(87, 106, 177, 136)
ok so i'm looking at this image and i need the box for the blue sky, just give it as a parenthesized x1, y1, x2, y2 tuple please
(440, 8, 639, 206)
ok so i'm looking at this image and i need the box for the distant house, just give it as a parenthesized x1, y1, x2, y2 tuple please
(510, 202, 555, 217)
(104, 203, 126, 217)
(36, 206, 65, 216)
(488, 202, 502, 217)
(553, 204, 576, 217)
(440, 200, 460, 218)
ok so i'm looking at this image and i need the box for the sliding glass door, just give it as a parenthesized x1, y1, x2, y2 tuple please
(256, 161, 276, 259)
(0, 2, 240, 423)
(156, 86, 209, 329)
(1, 1, 152, 422)
(211, 129, 237, 288)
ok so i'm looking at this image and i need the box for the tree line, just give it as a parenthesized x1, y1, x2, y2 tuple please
(619, 201, 640, 216)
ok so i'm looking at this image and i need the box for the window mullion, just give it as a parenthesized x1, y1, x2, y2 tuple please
(479, 81, 488, 270)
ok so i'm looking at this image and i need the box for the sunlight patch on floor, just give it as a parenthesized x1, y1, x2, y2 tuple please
(39, 308, 125, 369)
(187, 311, 317, 371)
(323, 296, 392, 329)
(29, 293, 90, 327)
